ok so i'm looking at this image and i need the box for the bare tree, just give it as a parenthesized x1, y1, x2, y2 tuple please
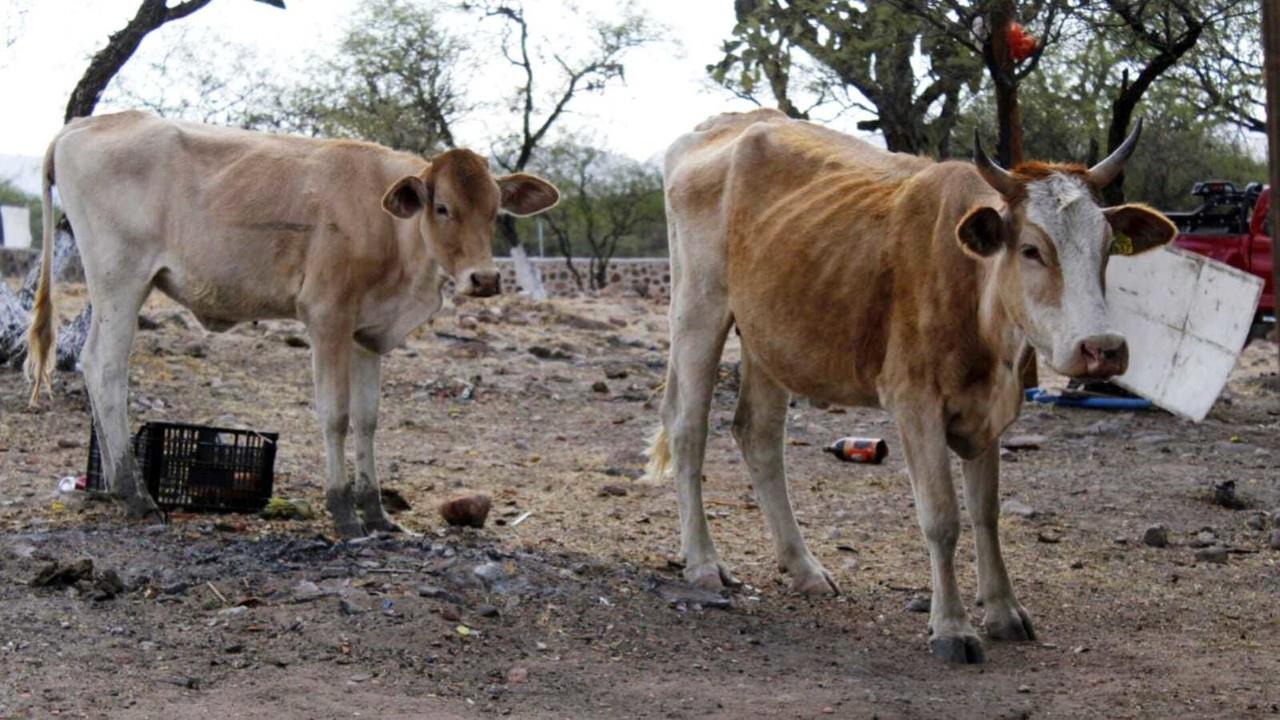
(64, 0, 284, 123)
(0, 0, 286, 372)
(465, 1, 656, 297)
(541, 140, 663, 291)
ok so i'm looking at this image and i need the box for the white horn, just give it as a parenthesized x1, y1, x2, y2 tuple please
(1089, 118, 1143, 189)
(973, 129, 1017, 197)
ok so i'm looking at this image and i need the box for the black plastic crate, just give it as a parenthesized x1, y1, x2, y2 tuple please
(87, 421, 277, 513)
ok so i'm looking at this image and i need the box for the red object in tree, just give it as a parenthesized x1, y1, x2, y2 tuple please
(1006, 22, 1037, 63)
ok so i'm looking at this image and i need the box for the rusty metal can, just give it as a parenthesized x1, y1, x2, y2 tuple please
(825, 437, 889, 464)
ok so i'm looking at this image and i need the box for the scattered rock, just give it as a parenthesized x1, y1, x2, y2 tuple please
(1245, 513, 1267, 531)
(645, 576, 731, 610)
(339, 597, 368, 615)
(1036, 530, 1062, 544)
(440, 494, 492, 528)
(528, 345, 572, 361)
(1194, 546, 1229, 565)
(292, 580, 325, 602)
(184, 342, 208, 359)
(1268, 529, 1280, 550)
(603, 364, 630, 380)
(416, 584, 461, 604)
(1141, 525, 1169, 548)
(1001, 499, 1037, 519)
(475, 604, 500, 618)
(379, 487, 411, 514)
(440, 605, 461, 622)
(591, 380, 609, 394)
(1212, 480, 1247, 510)
(1190, 529, 1217, 548)
(555, 312, 612, 331)
(598, 484, 629, 498)
(905, 595, 930, 613)
(472, 562, 509, 589)
(282, 334, 310, 349)
(1001, 434, 1047, 451)
(507, 666, 529, 684)
(136, 314, 161, 331)
(92, 569, 125, 600)
(31, 558, 94, 588)
(56, 437, 80, 449)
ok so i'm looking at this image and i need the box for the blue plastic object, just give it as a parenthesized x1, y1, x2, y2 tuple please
(1024, 387, 1153, 410)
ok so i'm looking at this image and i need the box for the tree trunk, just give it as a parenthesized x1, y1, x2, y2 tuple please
(986, 1, 1023, 168)
(1263, 0, 1280, 370)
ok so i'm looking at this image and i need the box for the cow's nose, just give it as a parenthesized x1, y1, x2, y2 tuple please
(466, 270, 502, 298)
(1079, 334, 1128, 377)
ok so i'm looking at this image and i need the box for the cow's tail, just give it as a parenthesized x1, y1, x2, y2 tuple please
(24, 138, 57, 406)
(644, 422, 672, 483)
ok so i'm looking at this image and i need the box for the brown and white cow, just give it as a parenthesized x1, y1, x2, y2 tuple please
(646, 109, 1174, 663)
(26, 110, 558, 537)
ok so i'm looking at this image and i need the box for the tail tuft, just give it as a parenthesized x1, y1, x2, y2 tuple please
(644, 423, 672, 483)
(24, 138, 58, 407)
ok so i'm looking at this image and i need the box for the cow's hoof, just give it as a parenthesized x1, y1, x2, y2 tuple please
(986, 607, 1037, 642)
(684, 561, 741, 590)
(334, 521, 367, 540)
(929, 634, 987, 664)
(363, 513, 411, 535)
(124, 494, 162, 521)
(789, 567, 841, 596)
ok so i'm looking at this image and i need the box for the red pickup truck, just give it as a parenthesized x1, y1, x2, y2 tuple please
(1166, 181, 1274, 329)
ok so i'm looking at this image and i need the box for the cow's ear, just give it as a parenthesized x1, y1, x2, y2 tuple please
(955, 206, 1007, 257)
(382, 175, 429, 219)
(1104, 204, 1176, 256)
(497, 173, 560, 217)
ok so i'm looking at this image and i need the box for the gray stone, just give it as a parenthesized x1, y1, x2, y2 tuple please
(1246, 513, 1267, 531)
(1141, 525, 1169, 548)
(292, 580, 324, 602)
(1001, 434, 1047, 451)
(1190, 530, 1217, 548)
(1270, 530, 1280, 551)
(905, 595, 930, 613)
(1001, 499, 1037, 519)
(1194, 546, 1229, 565)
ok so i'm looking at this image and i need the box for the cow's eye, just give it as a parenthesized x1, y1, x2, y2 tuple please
(1019, 245, 1043, 263)
(435, 204, 449, 218)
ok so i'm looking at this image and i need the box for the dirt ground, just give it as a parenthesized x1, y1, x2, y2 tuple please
(1, 282, 1278, 719)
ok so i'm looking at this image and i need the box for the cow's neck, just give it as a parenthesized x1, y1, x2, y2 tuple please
(353, 224, 446, 354)
(949, 254, 1028, 455)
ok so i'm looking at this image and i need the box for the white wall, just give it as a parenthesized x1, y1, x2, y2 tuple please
(0, 205, 32, 249)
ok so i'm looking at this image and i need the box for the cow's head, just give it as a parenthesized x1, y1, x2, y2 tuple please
(381, 149, 559, 297)
(958, 122, 1176, 378)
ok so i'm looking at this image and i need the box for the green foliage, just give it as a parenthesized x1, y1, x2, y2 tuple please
(526, 139, 665, 287)
(955, 28, 1265, 211)
(0, 180, 43, 246)
(253, 0, 470, 157)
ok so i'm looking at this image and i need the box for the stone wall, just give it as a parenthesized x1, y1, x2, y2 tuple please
(1, 247, 670, 299)
(494, 257, 671, 298)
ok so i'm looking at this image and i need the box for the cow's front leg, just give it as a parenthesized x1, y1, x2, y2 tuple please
(898, 407, 985, 664)
(962, 442, 1036, 642)
(310, 329, 362, 538)
(350, 348, 404, 534)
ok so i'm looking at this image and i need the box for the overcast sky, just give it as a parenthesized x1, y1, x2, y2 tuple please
(0, 0, 875, 167)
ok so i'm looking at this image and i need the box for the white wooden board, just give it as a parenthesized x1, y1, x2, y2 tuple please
(0, 205, 31, 249)
(1105, 245, 1262, 421)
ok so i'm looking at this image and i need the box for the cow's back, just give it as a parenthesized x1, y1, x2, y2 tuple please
(665, 111, 995, 408)
(52, 112, 425, 324)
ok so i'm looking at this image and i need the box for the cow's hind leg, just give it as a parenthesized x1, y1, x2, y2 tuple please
(82, 277, 157, 519)
(732, 350, 838, 595)
(962, 443, 1035, 641)
(310, 330, 363, 539)
(659, 282, 735, 589)
(897, 405, 985, 663)
(350, 347, 404, 534)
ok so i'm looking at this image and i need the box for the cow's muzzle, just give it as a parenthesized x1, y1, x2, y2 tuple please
(460, 269, 502, 298)
(1074, 334, 1129, 378)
